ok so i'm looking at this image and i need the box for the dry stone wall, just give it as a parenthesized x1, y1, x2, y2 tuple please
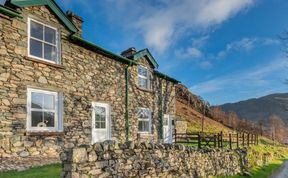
(61, 141, 248, 178)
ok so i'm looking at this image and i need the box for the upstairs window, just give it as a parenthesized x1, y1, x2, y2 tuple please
(138, 66, 152, 90)
(28, 18, 60, 64)
(27, 88, 63, 132)
(137, 108, 152, 133)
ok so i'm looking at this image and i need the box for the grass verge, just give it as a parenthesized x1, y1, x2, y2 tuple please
(218, 159, 285, 178)
(0, 164, 61, 178)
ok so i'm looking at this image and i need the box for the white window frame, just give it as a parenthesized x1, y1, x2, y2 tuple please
(27, 18, 61, 64)
(138, 65, 152, 90)
(137, 107, 152, 134)
(27, 88, 63, 132)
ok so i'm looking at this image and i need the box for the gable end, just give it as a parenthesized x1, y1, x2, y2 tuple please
(133, 49, 159, 69)
(7, 0, 78, 33)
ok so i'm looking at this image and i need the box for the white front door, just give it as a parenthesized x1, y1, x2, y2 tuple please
(92, 102, 111, 143)
(163, 114, 174, 143)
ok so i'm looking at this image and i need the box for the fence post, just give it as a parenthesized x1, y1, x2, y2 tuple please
(242, 133, 245, 147)
(255, 134, 257, 145)
(236, 133, 239, 148)
(198, 133, 201, 149)
(247, 133, 250, 146)
(256, 135, 259, 145)
(214, 134, 217, 148)
(229, 133, 232, 149)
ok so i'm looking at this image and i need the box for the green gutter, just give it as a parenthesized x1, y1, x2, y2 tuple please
(70, 35, 137, 66)
(154, 71, 180, 83)
(0, 5, 22, 18)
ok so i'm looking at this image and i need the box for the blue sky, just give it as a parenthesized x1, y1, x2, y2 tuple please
(2, 0, 288, 105)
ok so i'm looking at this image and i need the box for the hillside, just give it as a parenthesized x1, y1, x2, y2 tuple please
(175, 84, 231, 133)
(176, 101, 231, 133)
(219, 93, 288, 125)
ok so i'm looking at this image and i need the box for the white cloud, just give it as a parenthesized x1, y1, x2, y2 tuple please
(216, 37, 280, 59)
(190, 57, 288, 96)
(175, 47, 202, 59)
(99, 0, 255, 53)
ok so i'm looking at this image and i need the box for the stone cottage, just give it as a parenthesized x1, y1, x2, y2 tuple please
(0, 0, 179, 159)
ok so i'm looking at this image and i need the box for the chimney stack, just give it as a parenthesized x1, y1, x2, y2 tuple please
(121, 47, 137, 59)
(66, 10, 83, 37)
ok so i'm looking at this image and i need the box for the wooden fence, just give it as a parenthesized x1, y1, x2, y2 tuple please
(174, 130, 258, 149)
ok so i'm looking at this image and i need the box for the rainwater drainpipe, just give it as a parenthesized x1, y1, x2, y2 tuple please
(159, 79, 163, 140)
(125, 62, 132, 142)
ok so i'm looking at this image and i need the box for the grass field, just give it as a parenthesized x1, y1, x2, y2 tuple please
(0, 164, 61, 178)
(218, 159, 285, 178)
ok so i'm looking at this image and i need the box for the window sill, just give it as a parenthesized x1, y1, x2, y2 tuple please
(137, 132, 152, 135)
(136, 86, 154, 94)
(25, 131, 64, 136)
(24, 56, 65, 69)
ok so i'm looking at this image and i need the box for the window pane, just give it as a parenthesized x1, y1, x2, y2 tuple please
(95, 122, 100, 128)
(31, 21, 43, 40)
(101, 122, 106, 128)
(30, 39, 43, 58)
(138, 77, 148, 89)
(45, 26, 56, 44)
(44, 44, 56, 61)
(138, 66, 147, 77)
(138, 121, 149, 132)
(137, 108, 149, 119)
(95, 106, 105, 115)
(32, 92, 43, 109)
(44, 112, 55, 127)
(43, 94, 54, 110)
(31, 111, 43, 127)
(164, 117, 168, 126)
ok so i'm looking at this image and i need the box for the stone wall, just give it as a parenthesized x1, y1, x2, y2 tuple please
(61, 141, 248, 178)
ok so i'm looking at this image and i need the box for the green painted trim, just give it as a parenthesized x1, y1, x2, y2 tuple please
(134, 48, 159, 69)
(0, 4, 22, 18)
(9, 0, 78, 33)
(70, 34, 137, 65)
(154, 71, 180, 83)
(159, 79, 163, 140)
(125, 67, 130, 141)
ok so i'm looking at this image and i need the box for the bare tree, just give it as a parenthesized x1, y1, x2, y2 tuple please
(268, 114, 287, 143)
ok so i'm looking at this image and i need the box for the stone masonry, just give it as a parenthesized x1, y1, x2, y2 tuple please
(61, 141, 248, 178)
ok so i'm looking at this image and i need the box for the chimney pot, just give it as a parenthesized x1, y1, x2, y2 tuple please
(66, 10, 83, 37)
(121, 47, 137, 58)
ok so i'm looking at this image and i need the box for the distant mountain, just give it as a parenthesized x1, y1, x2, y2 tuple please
(218, 93, 288, 125)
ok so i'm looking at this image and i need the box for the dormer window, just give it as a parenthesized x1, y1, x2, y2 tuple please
(138, 65, 152, 90)
(28, 18, 60, 64)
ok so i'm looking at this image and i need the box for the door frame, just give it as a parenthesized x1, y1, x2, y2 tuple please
(163, 114, 174, 143)
(91, 102, 111, 143)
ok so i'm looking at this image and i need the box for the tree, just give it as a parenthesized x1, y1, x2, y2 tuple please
(268, 114, 287, 143)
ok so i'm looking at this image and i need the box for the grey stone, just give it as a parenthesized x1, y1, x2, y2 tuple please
(19, 151, 29, 157)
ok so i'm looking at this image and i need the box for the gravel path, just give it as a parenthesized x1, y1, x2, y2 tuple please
(269, 160, 288, 178)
